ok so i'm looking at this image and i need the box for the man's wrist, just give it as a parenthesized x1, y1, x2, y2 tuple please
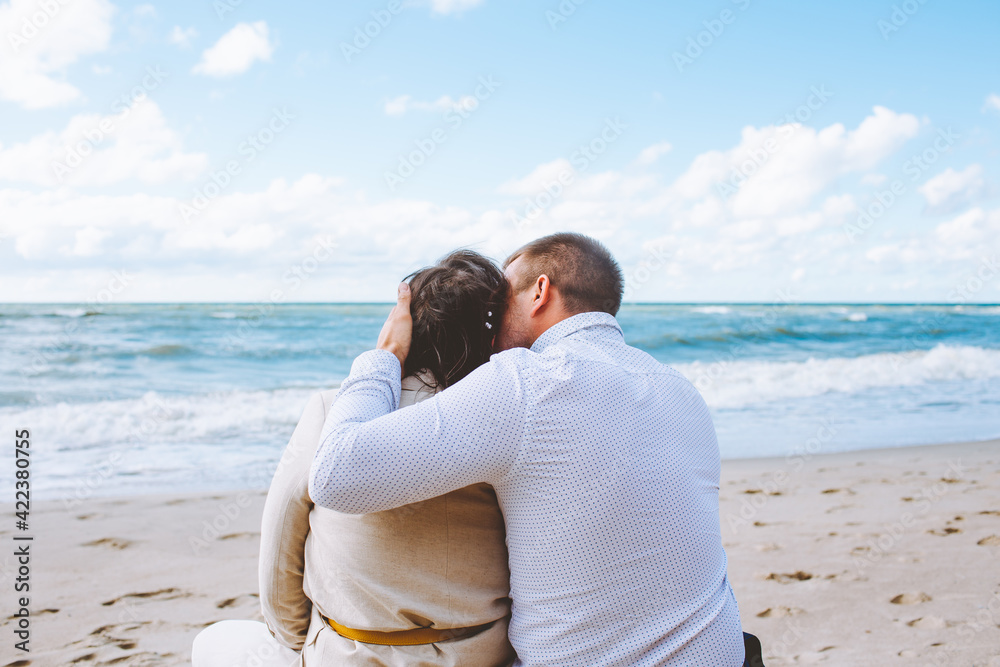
(345, 349, 403, 408)
(376, 343, 406, 368)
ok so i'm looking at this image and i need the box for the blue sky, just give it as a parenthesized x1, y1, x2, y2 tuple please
(1, 0, 998, 302)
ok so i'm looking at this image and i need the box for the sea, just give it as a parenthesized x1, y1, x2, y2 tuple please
(2, 303, 999, 502)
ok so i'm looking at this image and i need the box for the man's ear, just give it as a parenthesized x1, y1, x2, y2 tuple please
(529, 275, 551, 317)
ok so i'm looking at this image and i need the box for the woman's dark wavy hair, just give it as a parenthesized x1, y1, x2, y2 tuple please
(402, 250, 507, 389)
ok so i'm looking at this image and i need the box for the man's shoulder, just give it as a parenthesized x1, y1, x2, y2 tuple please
(489, 346, 534, 364)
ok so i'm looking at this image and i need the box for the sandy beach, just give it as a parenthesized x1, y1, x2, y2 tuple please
(4, 438, 999, 667)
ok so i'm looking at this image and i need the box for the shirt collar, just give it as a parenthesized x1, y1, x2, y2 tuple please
(529, 311, 623, 353)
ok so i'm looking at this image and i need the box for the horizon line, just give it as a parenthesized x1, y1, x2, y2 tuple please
(1, 301, 998, 307)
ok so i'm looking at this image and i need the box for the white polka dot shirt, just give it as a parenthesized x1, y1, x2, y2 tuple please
(310, 312, 745, 666)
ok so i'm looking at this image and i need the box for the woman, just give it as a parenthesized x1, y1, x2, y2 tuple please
(192, 250, 515, 666)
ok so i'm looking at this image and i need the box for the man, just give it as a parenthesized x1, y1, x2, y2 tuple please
(310, 233, 745, 665)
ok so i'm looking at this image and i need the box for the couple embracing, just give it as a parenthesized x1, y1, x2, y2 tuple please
(194, 233, 752, 666)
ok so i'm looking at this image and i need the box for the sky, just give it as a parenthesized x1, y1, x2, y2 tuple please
(0, 0, 998, 303)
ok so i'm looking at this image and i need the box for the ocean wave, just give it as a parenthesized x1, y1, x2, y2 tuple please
(2, 387, 323, 451)
(846, 312, 868, 322)
(955, 305, 1000, 315)
(52, 308, 103, 318)
(8, 344, 999, 449)
(691, 306, 732, 315)
(675, 344, 1000, 409)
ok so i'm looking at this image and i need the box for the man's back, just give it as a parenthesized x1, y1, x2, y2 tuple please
(495, 313, 743, 665)
(311, 312, 745, 666)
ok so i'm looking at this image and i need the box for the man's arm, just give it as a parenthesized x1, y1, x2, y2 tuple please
(308, 348, 527, 514)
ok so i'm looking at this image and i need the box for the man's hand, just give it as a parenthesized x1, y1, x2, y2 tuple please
(376, 282, 412, 369)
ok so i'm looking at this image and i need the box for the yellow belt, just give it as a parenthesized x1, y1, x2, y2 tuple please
(323, 615, 494, 646)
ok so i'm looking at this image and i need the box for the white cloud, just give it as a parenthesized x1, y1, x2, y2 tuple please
(609, 106, 918, 248)
(0, 173, 521, 302)
(636, 142, 673, 165)
(983, 93, 1000, 114)
(0, 175, 380, 256)
(0, 0, 115, 108)
(0, 99, 984, 303)
(169, 25, 198, 48)
(0, 100, 208, 187)
(697, 107, 920, 219)
(72, 226, 111, 256)
(919, 164, 985, 212)
(192, 21, 274, 78)
(934, 206, 1000, 250)
(426, 0, 484, 15)
(868, 206, 1000, 265)
(384, 94, 478, 116)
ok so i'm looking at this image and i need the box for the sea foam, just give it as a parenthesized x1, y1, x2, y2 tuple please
(675, 344, 1000, 409)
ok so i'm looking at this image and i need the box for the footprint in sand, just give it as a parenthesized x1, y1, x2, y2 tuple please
(82, 537, 133, 550)
(90, 625, 138, 651)
(977, 535, 1000, 546)
(926, 527, 961, 536)
(756, 606, 805, 618)
(824, 504, 856, 514)
(906, 616, 947, 629)
(217, 593, 259, 609)
(793, 646, 836, 663)
(90, 621, 151, 636)
(219, 532, 259, 541)
(96, 650, 166, 665)
(102, 588, 189, 606)
(890, 592, 931, 605)
(765, 571, 814, 583)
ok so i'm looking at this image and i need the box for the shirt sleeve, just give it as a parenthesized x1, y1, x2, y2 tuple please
(308, 348, 526, 514)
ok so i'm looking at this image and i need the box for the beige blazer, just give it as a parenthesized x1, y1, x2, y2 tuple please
(259, 375, 516, 666)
